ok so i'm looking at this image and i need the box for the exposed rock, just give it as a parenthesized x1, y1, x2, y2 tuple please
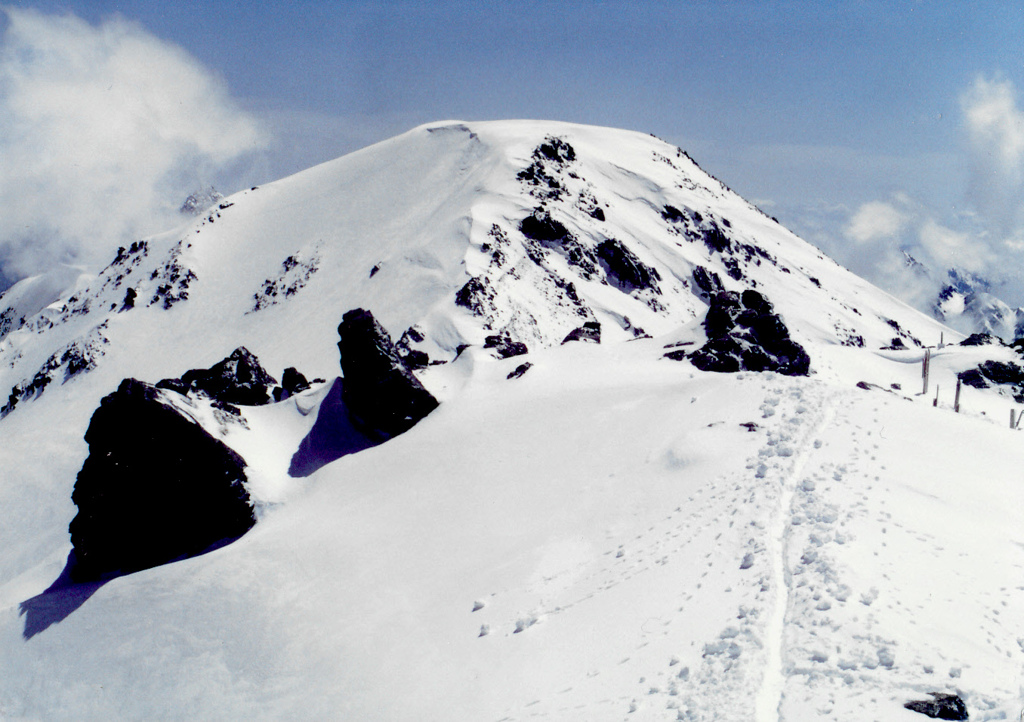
(692, 266, 724, 297)
(562, 238, 602, 279)
(455, 276, 496, 317)
(959, 332, 1002, 346)
(120, 287, 137, 311)
(396, 327, 430, 369)
(337, 308, 439, 440)
(507, 362, 533, 380)
(157, 347, 278, 406)
(904, 692, 968, 720)
(688, 290, 810, 376)
(484, 333, 529, 359)
(959, 360, 1024, 402)
(1, 323, 110, 418)
(519, 209, 570, 243)
(535, 136, 576, 163)
(596, 239, 660, 292)
(273, 367, 313, 401)
(69, 378, 255, 581)
(661, 205, 687, 223)
(699, 223, 732, 254)
(562, 321, 601, 345)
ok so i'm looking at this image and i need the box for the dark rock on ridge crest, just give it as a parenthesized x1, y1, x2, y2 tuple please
(69, 378, 255, 582)
(959, 332, 1002, 347)
(157, 347, 278, 405)
(338, 308, 439, 440)
(686, 290, 810, 376)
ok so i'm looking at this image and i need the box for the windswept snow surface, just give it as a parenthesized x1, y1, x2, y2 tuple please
(1, 120, 1023, 721)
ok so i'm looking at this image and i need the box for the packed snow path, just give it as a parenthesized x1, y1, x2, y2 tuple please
(755, 384, 835, 722)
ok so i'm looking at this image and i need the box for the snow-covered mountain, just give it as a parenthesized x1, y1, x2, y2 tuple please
(2, 120, 1023, 721)
(901, 251, 1024, 341)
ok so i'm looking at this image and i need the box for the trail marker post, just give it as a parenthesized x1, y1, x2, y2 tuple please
(954, 377, 961, 413)
(922, 348, 931, 396)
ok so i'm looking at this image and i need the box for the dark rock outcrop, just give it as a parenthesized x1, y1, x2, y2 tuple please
(692, 265, 724, 297)
(484, 333, 528, 359)
(596, 239, 660, 292)
(273, 367, 313, 401)
(396, 327, 430, 370)
(69, 379, 255, 581)
(959, 360, 1024, 402)
(337, 309, 439, 440)
(157, 347, 277, 405)
(904, 693, 968, 720)
(562, 321, 601, 345)
(455, 276, 496, 317)
(507, 362, 533, 380)
(959, 332, 1001, 347)
(687, 290, 810, 376)
(519, 210, 570, 243)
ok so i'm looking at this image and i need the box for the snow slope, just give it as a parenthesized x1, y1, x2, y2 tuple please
(1, 120, 1023, 721)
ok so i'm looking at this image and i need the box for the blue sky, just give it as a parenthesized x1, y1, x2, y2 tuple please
(2, 1, 1024, 305)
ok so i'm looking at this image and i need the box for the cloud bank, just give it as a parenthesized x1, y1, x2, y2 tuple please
(962, 75, 1024, 236)
(794, 75, 1024, 311)
(0, 9, 266, 284)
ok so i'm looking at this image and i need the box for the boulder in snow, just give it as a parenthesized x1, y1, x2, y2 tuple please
(484, 333, 528, 359)
(903, 692, 968, 720)
(69, 378, 255, 581)
(687, 290, 810, 376)
(337, 308, 439, 440)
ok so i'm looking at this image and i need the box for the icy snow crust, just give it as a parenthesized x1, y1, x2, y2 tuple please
(1, 120, 1023, 720)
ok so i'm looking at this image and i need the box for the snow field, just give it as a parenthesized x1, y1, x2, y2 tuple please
(2, 119, 1024, 720)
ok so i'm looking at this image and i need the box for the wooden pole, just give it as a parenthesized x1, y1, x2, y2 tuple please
(933, 385, 939, 407)
(922, 348, 931, 395)
(954, 377, 961, 413)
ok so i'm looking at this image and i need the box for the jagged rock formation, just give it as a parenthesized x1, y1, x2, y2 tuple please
(156, 347, 277, 405)
(337, 308, 439, 440)
(904, 692, 969, 720)
(684, 290, 810, 376)
(69, 378, 255, 582)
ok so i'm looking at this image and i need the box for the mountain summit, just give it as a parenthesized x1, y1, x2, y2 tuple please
(2, 121, 1021, 721)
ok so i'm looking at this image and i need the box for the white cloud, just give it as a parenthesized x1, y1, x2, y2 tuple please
(961, 75, 1024, 234)
(843, 200, 909, 244)
(0, 9, 267, 281)
(918, 218, 991, 274)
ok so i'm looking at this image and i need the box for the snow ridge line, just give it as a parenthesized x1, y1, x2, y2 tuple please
(754, 390, 835, 722)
